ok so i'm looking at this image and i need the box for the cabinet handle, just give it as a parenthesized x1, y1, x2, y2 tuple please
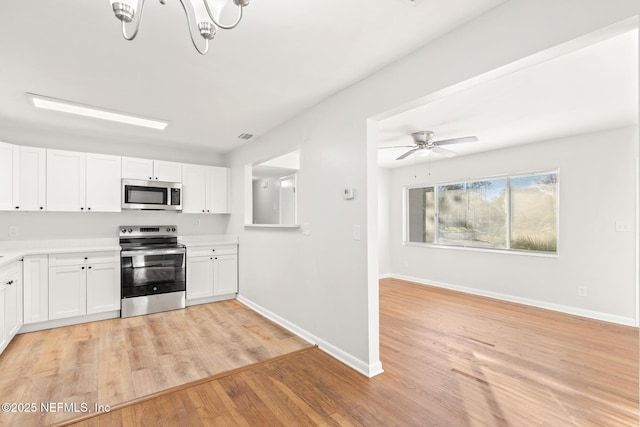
(207, 210, 210, 212)
(214, 257, 218, 260)
(149, 176, 152, 180)
(81, 266, 85, 270)
(210, 257, 213, 260)
(81, 207, 84, 210)
(84, 257, 88, 260)
(6, 280, 13, 285)
(15, 206, 19, 209)
(155, 177, 158, 180)
(88, 207, 91, 211)
(212, 249, 215, 252)
(202, 210, 205, 213)
(88, 266, 92, 269)
(40, 207, 43, 210)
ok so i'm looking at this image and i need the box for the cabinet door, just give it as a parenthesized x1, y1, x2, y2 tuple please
(47, 149, 86, 212)
(182, 164, 206, 213)
(154, 160, 182, 182)
(23, 255, 49, 324)
(19, 146, 46, 211)
(0, 142, 19, 211)
(87, 263, 120, 314)
(0, 285, 6, 350)
(4, 271, 21, 339)
(206, 166, 230, 214)
(213, 254, 238, 296)
(86, 153, 122, 212)
(186, 256, 214, 300)
(49, 265, 87, 320)
(122, 157, 154, 180)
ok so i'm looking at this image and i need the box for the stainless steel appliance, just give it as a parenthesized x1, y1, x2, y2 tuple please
(120, 225, 186, 318)
(122, 179, 182, 210)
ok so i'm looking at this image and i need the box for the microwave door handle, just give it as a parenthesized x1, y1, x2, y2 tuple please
(121, 249, 186, 257)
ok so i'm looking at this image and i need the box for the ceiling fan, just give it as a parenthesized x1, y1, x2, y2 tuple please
(379, 130, 478, 160)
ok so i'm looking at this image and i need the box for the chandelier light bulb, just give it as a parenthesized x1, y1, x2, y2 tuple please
(110, 0, 249, 54)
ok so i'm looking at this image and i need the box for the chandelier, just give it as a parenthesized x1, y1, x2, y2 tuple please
(109, 0, 250, 55)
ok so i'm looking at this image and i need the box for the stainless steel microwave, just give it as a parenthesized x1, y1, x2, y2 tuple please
(122, 179, 182, 210)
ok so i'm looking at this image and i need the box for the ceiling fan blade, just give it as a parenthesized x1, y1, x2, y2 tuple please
(378, 145, 416, 149)
(433, 136, 478, 146)
(432, 146, 456, 157)
(396, 148, 419, 160)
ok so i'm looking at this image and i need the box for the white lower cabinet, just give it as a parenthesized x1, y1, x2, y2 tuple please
(0, 261, 23, 353)
(23, 254, 49, 324)
(49, 265, 87, 320)
(186, 245, 238, 302)
(48, 252, 120, 321)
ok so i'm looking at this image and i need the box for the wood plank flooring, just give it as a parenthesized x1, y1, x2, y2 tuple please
(0, 300, 311, 426)
(68, 278, 638, 427)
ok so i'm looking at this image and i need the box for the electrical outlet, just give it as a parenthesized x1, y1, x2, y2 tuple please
(578, 286, 587, 297)
(8, 226, 19, 237)
(195, 219, 201, 227)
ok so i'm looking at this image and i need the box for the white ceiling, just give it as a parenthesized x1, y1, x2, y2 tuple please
(0, 0, 505, 155)
(377, 29, 639, 168)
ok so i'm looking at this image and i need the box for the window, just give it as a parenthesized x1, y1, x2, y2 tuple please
(406, 172, 558, 253)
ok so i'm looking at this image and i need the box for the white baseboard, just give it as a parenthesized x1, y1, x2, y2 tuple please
(378, 273, 392, 279)
(237, 295, 384, 378)
(389, 274, 638, 327)
(19, 310, 120, 333)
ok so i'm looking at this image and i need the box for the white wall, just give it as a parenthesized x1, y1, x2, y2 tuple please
(387, 126, 638, 325)
(252, 177, 280, 224)
(378, 168, 391, 276)
(227, 0, 639, 375)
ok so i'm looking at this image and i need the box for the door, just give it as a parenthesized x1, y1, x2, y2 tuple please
(186, 256, 214, 300)
(19, 146, 46, 211)
(213, 254, 238, 296)
(23, 254, 49, 324)
(122, 157, 154, 180)
(87, 263, 120, 314)
(154, 160, 182, 182)
(279, 174, 296, 224)
(0, 142, 19, 211)
(86, 153, 122, 212)
(206, 166, 230, 214)
(182, 164, 206, 213)
(47, 149, 86, 212)
(49, 265, 87, 319)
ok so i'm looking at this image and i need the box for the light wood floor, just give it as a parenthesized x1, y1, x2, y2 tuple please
(68, 278, 638, 427)
(0, 300, 311, 426)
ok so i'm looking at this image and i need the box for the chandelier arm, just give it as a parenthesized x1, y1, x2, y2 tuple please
(203, 1, 244, 30)
(177, 0, 209, 55)
(121, 0, 147, 40)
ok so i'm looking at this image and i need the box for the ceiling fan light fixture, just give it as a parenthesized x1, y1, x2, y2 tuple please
(109, 0, 249, 55)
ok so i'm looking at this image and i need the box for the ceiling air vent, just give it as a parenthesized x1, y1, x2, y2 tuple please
(238, 133, 253, 140)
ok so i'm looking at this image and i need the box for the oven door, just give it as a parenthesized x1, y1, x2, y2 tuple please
(121, 248, 186, 298)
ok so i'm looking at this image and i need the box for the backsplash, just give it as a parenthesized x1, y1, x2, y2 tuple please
(0, 211, 229, 240)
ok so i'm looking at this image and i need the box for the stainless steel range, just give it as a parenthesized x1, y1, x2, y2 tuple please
(119, 225, 186, 318)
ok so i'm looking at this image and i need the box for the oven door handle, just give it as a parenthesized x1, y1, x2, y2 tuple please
(121, 248, 186, 257)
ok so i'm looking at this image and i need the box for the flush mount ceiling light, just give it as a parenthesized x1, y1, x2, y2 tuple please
(110, 0, 250, 55)
(27, 94, 169, 130)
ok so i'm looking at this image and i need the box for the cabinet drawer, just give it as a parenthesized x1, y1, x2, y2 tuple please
(0, 262, 19, 283)
(187, 245, 237, 257)
(49, 251, 119, 266)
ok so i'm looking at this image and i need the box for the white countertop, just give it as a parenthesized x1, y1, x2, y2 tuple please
(0, 235, 238, 267)
(178, 235, 238, 246)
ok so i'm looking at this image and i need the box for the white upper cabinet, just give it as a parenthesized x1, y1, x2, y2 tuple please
(19, 146, 46, 211)
(47, 149, 86, 212)
(121, 157, 154, 180)
(154, 160, 182, 182)
(182, 164, 229, 214)
(86, 153, 121, 212)
(206, 166, 230, 214)
(122, 157, 182, 182)
(182, 164, 207, 213)
(48, 150, 121, 212)
(0, 142, 19, 211)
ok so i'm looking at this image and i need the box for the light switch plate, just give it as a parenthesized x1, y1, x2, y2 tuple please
(302, 223, 311, 236)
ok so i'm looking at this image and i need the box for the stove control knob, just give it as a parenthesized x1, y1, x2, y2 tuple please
(128, 228, 133, 233)
(121, 228, 126, 233)
(171, 227, 176, 232)
(166, 227, 171, 232)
